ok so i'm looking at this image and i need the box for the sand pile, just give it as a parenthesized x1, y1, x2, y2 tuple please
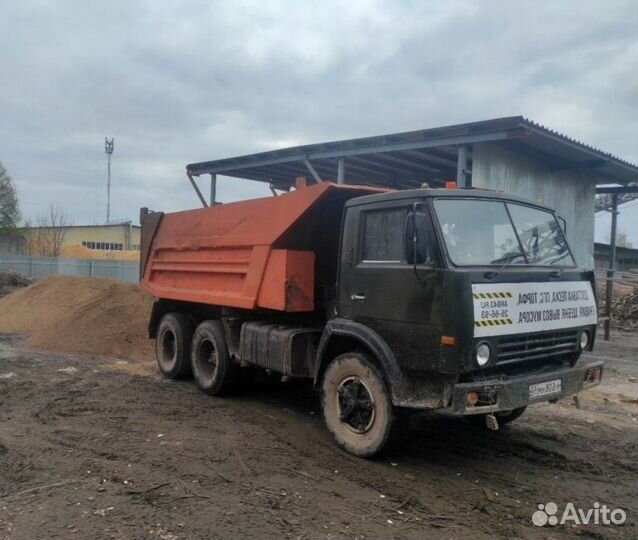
(0, 275, 154, 360)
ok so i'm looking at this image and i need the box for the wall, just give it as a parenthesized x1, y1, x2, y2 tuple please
(59, 225, 141, 249)
(23, 225, 141, 252)
(472, 142, 596, 268)
(60, 245, 140, 261)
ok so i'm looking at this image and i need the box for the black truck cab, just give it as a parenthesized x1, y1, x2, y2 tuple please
(314, 188, 601, 455)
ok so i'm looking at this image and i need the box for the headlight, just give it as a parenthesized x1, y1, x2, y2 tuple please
(476, 342, 491, 366)
(579, 330, 590, 350)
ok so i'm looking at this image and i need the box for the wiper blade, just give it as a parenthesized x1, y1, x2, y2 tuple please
(485, 252, 525, 279)
(537, 251, 571, 266)
(489, 252, 525, 266)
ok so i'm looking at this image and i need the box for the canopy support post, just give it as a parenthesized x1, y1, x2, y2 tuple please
(303, 159, 323, 184)
(186, 171, 209, 208)
(337, 158, 345, 184)
(604, 193, 619, 341)
(210, 173, 217, 205)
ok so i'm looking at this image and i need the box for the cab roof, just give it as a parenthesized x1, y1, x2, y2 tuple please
(344, 187, 556, 212)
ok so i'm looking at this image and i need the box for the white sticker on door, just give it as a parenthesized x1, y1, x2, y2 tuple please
(472, 281, 597, 337)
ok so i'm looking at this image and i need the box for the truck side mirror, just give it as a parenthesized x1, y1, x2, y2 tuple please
(405, 210, 431, 265)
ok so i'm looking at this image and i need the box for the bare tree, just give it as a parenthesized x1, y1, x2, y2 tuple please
(25, 204, 70, 257)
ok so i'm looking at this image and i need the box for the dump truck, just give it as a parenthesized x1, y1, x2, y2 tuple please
(140, 180, 602, 457)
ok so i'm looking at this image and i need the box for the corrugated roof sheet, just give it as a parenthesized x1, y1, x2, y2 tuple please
(186, 116, 638, 189)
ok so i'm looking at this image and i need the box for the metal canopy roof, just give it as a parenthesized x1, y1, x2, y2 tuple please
(186, 116, 637, 191)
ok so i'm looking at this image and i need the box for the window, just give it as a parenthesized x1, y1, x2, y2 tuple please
(508, 204, 573, 266)
(361, 208, 406, 262)
(82, 241, 123, 251)
(434, 199, 574, 267)
(435, 199, 523, 266)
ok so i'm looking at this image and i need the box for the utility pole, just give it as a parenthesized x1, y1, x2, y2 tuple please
(105, 137, 114, 223)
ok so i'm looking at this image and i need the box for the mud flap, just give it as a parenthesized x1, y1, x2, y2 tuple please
(485, 414, 499, 431)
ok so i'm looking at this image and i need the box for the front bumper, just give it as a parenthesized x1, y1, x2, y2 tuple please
(451, 360, 604, 415)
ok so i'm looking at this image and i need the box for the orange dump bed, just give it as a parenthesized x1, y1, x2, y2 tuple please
(140, 182, 386, 312)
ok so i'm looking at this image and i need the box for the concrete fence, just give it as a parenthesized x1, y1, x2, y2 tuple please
(0, 254, 140, 284)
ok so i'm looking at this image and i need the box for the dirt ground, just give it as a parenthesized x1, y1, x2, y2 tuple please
(0, 331, 636, 540)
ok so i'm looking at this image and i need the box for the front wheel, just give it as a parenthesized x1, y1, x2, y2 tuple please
(321, 352, 400, 458)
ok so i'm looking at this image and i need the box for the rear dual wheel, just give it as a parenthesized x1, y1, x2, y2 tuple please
(155, 315, 239, 397)
(191, 320, 239, 396)
(155, 313, 194, 379)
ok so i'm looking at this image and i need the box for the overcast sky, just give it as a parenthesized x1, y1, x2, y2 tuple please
(1, 0, 636, 225)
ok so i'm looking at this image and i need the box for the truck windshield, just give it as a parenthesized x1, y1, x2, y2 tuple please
(434, 199, 574, 267)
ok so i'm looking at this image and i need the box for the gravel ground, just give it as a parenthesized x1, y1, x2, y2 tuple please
(0, 331, 636, 540)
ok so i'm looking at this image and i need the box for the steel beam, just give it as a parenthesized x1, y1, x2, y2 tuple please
(210, 173, 217, 205)
(596, 185, 636, 195)
(405, 148, 458, 168)
(345, 156, 401, 177)
(337, 158, 345, 184)
(303, 159, 324, 183)
(604, 193, 619, 341)
(260, 161, 307, 177)
(330, 158, 393, 179)
(313, 160, 369, 183)
(456, 145, 470, 188)
(371, 151, 442, 173)
(186, 171, 209, 208)
(354, 154, 431, 177)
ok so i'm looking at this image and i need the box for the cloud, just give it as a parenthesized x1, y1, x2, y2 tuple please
(0, 0, 636, 224)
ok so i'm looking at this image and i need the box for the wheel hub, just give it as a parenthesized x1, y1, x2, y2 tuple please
(337, 376, 375, 434)
(159, 329, 176, 368)
(197, 338, 218, 379)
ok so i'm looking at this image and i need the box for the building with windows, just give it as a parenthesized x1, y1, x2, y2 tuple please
(594, 243, 638, 272)
(19, 222, 141, 259)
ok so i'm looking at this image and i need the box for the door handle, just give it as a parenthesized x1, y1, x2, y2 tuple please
(350, 293, 366, 301)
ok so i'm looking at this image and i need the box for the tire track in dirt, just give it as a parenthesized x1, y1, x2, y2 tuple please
(1, 339, 636, 539)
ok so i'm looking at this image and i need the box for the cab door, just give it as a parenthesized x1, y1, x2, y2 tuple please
(338, 200, 444, 371)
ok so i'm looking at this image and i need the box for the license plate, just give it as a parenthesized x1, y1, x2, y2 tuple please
(529, 379, 562, 399)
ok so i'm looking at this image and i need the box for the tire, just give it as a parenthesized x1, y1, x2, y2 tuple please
(321, 352, 400, 458)
(155, 313, 194, 379)
(191, 320, 239, 396)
